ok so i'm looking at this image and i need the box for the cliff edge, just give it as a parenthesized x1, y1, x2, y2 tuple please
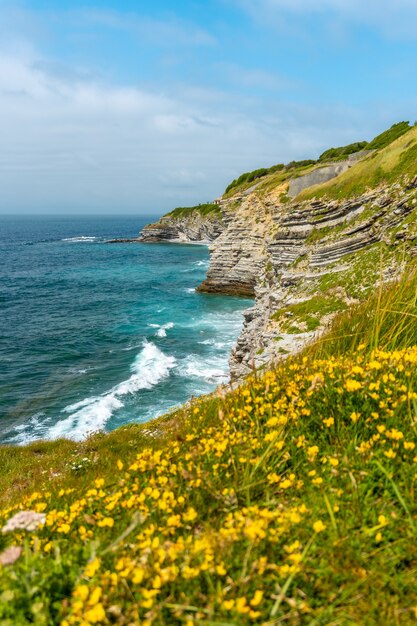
(140, 122, 417, 378)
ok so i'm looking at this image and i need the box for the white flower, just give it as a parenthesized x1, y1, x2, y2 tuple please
(2, 511, 46, 533)
(0, 545, 22, 565)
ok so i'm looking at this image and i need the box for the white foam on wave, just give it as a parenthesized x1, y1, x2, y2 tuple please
(198, 338, 227, 349)
(194, 260, 209, 268)
(44, 341, 176, 442)
(184, 288, 195, 294)
(156, 322, 174, 338)
(62, 236, 98, 243)
(181, 354, 228, 384)
(6, 413, 51, 446)
(147, 322, 174, 338)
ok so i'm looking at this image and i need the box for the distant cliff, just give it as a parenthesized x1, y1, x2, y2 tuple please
(139, 204, 224, 244)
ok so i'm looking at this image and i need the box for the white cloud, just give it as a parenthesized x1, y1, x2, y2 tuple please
(73, 8, 217, 48)
(0, 4, 414, 214)
(0, 51, 408, 213)
(235, 0, 417, 38)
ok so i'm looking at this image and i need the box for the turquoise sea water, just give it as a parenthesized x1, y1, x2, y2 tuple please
(0, 216, 251, 445)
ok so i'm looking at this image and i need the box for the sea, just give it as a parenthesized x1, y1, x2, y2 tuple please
(0, 215, 251, 445)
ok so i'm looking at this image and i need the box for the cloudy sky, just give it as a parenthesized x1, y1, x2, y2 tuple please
(1, 0, 417, 214)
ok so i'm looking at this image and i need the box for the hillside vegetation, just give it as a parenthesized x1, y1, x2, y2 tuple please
(220, 121, 415, 202)
(2, 270, 417, 624)
(318, 140, 368, 162)
(166, 204, 221, 219)
(299, 124, 417, 201)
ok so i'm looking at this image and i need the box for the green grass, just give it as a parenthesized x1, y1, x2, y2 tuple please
(166, 204, 221, 219)
(318, 140, 368, 162)
(3, 275, 417, 623)
(310, 264, 417, 360)
(271, 294, 347, 334)
(299, 125, 417, 201)
(366, 121, 412, 151)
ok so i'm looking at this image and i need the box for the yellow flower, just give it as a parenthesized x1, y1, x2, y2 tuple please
(89, 587, 102, 605)
(84, 558, 101, 578)
(236, 597, 249, 614)
(222, 599, 234, 611)
(97, 517, 114, 528)
(250, 590, 263, 607)
(84, 603, 105, 623)
(306, 446, 319, 462)
(116, 459, 124, 471)
(73, 584, 89, 601)
(313, 520, 326, 533)
(345, 379, 362, 392)
(183, 508, 198, 522)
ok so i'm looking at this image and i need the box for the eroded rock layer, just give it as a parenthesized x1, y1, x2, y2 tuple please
(197, 179, 417, 378)
(139, 211, 224, 244)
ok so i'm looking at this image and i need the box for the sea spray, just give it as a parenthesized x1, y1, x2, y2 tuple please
(47, 342, 176, 441)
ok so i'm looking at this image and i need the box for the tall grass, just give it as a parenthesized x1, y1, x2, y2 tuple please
(309, 264, 417, 359)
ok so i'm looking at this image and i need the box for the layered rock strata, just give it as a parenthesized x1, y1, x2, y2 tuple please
(139, 211, 224, 244)
(199, 180, 417, 378)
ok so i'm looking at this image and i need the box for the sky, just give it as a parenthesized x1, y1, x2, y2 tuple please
(1, 0, 417, 214)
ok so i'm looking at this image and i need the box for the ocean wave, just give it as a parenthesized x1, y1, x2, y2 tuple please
(184, 288, 195, 294)
(198, 338, 227, 349)
(5, 413, 52, 446)
(147, 322, 175, 338)
(44, 341, 176, 442)
(61, 236, 98, 243)
(180, 354, 228, 384)
(156, 322, 174, 338)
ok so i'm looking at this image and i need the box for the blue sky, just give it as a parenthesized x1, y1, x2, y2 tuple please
(1, 0, 417, 214)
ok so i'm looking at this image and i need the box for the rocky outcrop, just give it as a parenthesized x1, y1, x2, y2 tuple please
(195, 179, 417, 379)
(139, 210, 224, 244)
(197, 197, 271, 297)
(137, 134, 417, 381)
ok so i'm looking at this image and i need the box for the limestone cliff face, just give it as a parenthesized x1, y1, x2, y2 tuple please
(197, 197, 272, 297)
(139, 126, 417, 381)
(139, 210, 224, 244)
(197, 177, 417, 378)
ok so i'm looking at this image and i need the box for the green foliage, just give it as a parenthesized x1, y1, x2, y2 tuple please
(285, 159, 316, 170)
(367, 121, 412, 151)
(300, 126, 417, 201)
(318, 141, 368, 162)
(311, 265, 417, 359)
(224, 164, 285, 194)
(166, 203, 221, 219)
(223, 121, 413, 202)
(271, 294, 347, 334)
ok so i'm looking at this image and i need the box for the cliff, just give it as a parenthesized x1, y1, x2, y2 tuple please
(141, 122, 417, 378)
(139, 203, 224, 244)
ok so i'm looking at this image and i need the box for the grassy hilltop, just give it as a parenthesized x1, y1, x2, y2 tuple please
(2, 122, 417, 625)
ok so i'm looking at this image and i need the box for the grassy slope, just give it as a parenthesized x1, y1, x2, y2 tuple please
(166, 204, 221, 219)
(222, 162, 318, 199)
(2, 273, 417, 624)
(298, 125, 417, 201)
